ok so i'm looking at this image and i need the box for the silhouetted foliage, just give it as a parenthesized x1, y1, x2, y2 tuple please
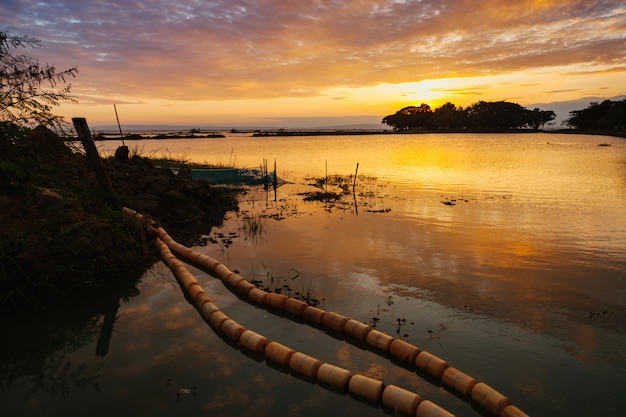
(1, 31, 78, 132)
(382, 103, 434, 130)
(382, 100, 555, 131)
(525, 107, 557, 130)
(565, 99, 626, 131)
(433, 102, 468, 129)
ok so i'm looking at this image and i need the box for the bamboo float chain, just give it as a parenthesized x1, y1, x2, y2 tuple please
(123, 207, 529, 417)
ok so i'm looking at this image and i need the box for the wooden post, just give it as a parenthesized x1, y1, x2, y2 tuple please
(72, 117, 114, 193)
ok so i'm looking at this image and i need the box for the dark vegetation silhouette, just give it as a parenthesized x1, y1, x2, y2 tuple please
(1, 31, 78, 133)
(382, 101, 555, 131)
(564, 98, 626, 132)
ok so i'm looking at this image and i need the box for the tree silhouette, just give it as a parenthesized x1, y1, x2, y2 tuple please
(1, 31, 78, 132)
(432, 102, 467, 129)
(382, 103, 433, 130)
(565, 99, 626, 131)
(466, 101, 527, 130)
(525, 108, 556, 130)
(382, 100, 555, 131)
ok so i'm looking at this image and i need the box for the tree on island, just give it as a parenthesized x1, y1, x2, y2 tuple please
(382, 100, 555, 131)
(1, 31, 78, 133)
(565, 99, 626, 131)
(382, 103, 435, 131)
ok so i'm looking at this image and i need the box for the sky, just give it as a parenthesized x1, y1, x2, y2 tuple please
(2, 0, 625, 128)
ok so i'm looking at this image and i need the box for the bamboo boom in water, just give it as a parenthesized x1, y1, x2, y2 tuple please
(126, 207, 530, 417)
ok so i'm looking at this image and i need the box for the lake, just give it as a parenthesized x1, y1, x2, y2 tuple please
(2, 132, 625, 416)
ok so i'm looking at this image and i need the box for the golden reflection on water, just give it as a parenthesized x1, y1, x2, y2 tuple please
(89, 133, 626, 416)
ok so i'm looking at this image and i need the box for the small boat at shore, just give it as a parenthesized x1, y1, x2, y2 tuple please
(169, 166, 287, 187)
(189, 168, 261, 184)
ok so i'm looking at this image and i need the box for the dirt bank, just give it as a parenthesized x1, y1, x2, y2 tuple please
(0, 126, 240, 309)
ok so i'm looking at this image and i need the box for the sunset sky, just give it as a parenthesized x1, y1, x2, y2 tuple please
(2, 0, 625, 128)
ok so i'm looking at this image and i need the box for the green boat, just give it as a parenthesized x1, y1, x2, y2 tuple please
(189, 168, 262, 184)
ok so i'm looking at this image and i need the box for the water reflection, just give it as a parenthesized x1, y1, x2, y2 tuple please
(0, 271, 142, 402)
(4, 133, 625, 416)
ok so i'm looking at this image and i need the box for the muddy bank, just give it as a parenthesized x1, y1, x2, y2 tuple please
(0, 126, 240, 309)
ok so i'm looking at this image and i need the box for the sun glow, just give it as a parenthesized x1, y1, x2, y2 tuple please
(56, 63, 625, 127)
(331, 65, 626, 114)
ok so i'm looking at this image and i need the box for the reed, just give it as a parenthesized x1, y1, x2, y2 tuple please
(243, 212, 266, 243)
(300, 279, 319, 307)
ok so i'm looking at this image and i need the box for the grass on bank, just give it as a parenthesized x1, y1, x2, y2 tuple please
(100, 144, 240, 169)
(1, 127, 241, 309)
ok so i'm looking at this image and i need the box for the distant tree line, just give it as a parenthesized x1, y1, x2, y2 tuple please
(565, 98, 626, 131)
(382, 101, 555, 131)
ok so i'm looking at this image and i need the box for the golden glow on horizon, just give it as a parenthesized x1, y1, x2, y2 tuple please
(57, 64, 625, 126)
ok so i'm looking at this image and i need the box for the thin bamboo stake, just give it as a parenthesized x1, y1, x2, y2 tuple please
(114, 104, 125, 146)
(273, 159, 278, 201)
(325, 160, 328, 191)
(353, 162, 359, 190)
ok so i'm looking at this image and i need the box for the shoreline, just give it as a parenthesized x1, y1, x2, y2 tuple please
(90, 129, 626, 140)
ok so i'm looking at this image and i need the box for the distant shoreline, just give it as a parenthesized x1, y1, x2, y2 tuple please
(91, 128, 626, 140)
(256, 128, 626, 138)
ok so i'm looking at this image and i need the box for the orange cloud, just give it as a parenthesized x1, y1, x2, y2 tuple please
(2, 0, 624, 124)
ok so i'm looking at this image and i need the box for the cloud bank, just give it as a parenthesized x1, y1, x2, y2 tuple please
(2, 0, 625, 123)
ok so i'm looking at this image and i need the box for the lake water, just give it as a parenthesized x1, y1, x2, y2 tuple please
(2, 133, 625, 416)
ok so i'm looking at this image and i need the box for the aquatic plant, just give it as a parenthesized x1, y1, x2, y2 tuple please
(243, 211, 266, 243)
(299, 279, 319, 307)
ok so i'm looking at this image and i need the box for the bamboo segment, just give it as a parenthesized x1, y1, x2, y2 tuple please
(348, 374, 384, 402)
(442, 367, 477, 396)
(389, 339, 420, 363)
(343, 319, 372, 341)
(471, 382, 510, 417)
(171, 243, 187, 256)
(265, 342, 295, 367)
(235, 279, 256, 297)
(265, 292, 288, 309)
(208, 309, 229, 331)
(155, 227, 169, 240)
(416, 400, 455, 417)
(177, 270, 197, 290)
(500, 405, 530, 417)
(366, 329, 395, 352)
(179, 246, 194, 259)
(415, 351, 449, 378)
(288, 352, 322, 378)
(220, 319, 246, 342)
(302, 306, 326, 325)
(224, 273, 244, 289)
(284, 298, 308, 316)
(199, 301, 220, 322)
(248, 288, 268, 304)
(381, 384, 422, 415)
(322, 311, 348, 332)
(194, 291, 213, 307)
(239, 330, 268, 353)
(186, 250, 202, 265)
(214, 263, 231, 280)
(186, 282, 205, 301)
(197, 254, 220, 271)
(316, 363, 352, 390)
(161, 251, 175, 265)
